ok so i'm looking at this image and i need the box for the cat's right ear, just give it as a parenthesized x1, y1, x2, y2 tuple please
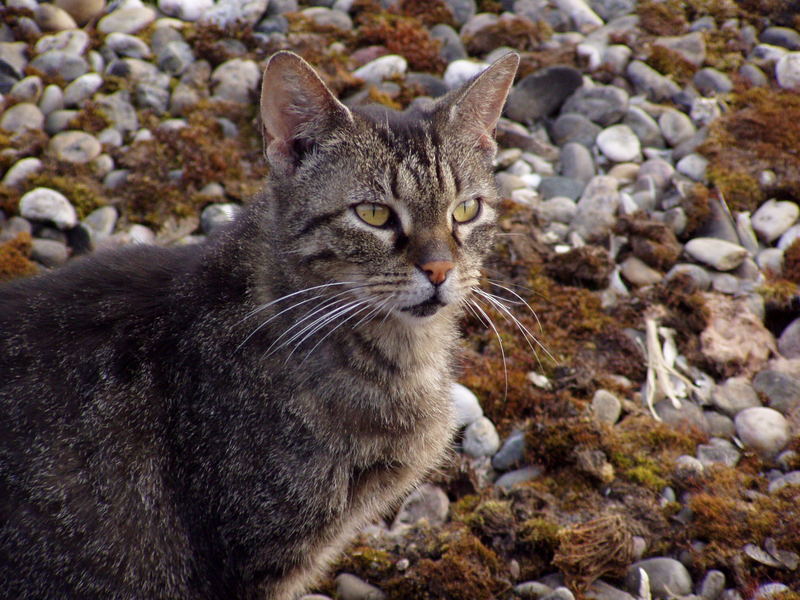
(260, 51, 353, 177)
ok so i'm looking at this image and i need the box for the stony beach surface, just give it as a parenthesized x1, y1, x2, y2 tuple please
(1, 0, 799, 598)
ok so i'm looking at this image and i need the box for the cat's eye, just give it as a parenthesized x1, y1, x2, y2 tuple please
(452, 198, 480, 223)
(355, 203, 391, 227)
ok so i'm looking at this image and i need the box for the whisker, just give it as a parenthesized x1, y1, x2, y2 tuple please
(280, 300, 369, 359)
(265, 296, 358, 357)
(236, 281, 359, 325)
(484, 279, 546, 335)
(292, 301, 373, 364)
(466, 297, 508, 401)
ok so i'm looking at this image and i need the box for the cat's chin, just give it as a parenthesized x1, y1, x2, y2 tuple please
(400, 297, 445, 318)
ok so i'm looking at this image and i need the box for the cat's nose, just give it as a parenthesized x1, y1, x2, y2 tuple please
(419, 261, 454, 285)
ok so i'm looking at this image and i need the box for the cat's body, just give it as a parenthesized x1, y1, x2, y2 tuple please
(0, 52, 518, 599)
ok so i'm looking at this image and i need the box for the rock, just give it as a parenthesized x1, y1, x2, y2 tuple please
(539, 177, 584, 201)
(35, 30, 90, 56)
(776, 52, 800, 91)
(450, 382, 483, 428)
(98, 5, 157, 34)
(653, 31, 706, 66)
(9, 75, 43, 103)
(199, 203, 240, 235)
(38, 84, 64, 115)
(105, 32, 152, 59)
(211, 58, 260, 103)
(135, 82, 170, 114)
(676, 153, 708, 181)
(63, 72, 103, 107)
(735, 407, 791, 457)
(620, 255, 662, 286)
(684, 238, 747, 271)
(430, 24, 467, 63)
(19, 188, 77, 230)
(515, 581, 553, 599)
(505, 66, 583, 124)
(754, 584, 791, 600)
(768, 470, 800, 494)
(443, 59, 488, 89)
(561, 85, 629, 127)
(462, 417, 500, 458)
(443, 0, 476, 26)
(538, 196, 578, 223)
(693, 67, 733, 95)
(740, 63, 768, 87)
(571, 175, 620, 240)
(554, 0, 603, 31)
(201, 0, 269, 27)
(699, 570, 726, 600)
(335, 573, 386, 600)
(301, 7, 352, 30)
(751, 198, 799, 243)
(654, 399, 708, 433)
(626, 61, 680, 101)
(625, 558, 692, 599)
(696, 438, 741, 468)
(353, 55, 407, 84)
(591, 389, 622, 424)
(31, 238, 69, 267)
(55, 0, 105, 26)
(0, 102, 44, 134)
(711, 377, 760, 418)
(83, 205, 118, 239)
(752, 369, 800, 414)
(674, 454, 704, 480)
(35, 3, 78, 31)
(495, 465, 542, 489)
(45, 109, 79, 136)
(551, 113, 602, 147)
(596, 124, 640, 162)
(559, 141, 595, 183)
(392, 483, 449, 528)
(659, 109, 695, 147)
(542, 587, 576, 600)
(159, 0, 215, 21)
(749, 43, 789, 68)
(624, 106, 664, 147)
(30, 50, 88, 82)
(492, 429, 526, 470)
(777, 315, 800, 358)
(2, 157, 43, 188)
(48, 130, 102, 164)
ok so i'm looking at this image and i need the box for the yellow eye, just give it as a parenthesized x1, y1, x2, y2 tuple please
(453, 198, 480, 223)
(355, 203, 391, 227)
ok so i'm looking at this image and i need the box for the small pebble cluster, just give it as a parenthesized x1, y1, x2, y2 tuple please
(1, 0, 799, 598)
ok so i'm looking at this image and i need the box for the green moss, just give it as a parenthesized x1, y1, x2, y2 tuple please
(519, 517, 560, 549)
(758, 277, 800, 308)
(646, 45, 697, 85)
(28, 172, 107, 220)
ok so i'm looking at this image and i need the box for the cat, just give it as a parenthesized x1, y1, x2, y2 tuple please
(0, 50, 519, 599)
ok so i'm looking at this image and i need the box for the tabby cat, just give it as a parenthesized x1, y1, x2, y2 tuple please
(0, 50, 519, 599)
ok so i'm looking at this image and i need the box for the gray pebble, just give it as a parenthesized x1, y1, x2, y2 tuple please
(45, 109, 79, 136)
(443, 59, 487, 89)
(751, 198, 799, 243)
(570, 175, 620, 240)
(443, 0, 476, 26)
(597, 124, 640, 162)
(495, 465, 542, 490)
(696, 437, 740, 468)
(539, 176, 584, 201)
(760, 26, 800, 50)
(752, 369, 800, 415)
(659, 109, 696, 147)
(491, 429, 526, 471)
(754, 584, 790, 600)
(0, 41, 29, 75)
(735, 407, 791, 457)
(699, 570, 725, 600)
(711, 377, 760, 418)
(335, 573, 386, 600)
(684, 238, 748, 271)
(776, 52, 800, 91)
(63, 72, 103, 107)
(135, 82, 170, 114)
(9, 75, 43, 103)
(768, 470, 800, 494)
(665, 263, 712, 290)
(514, 581, 553, 599)
(537, 196, 578, 223)
(19, 188, 77, 230)
(105, 32, 151, 59)
(654, 399, 708, 433)
(98, 5, 157, 34)
(626, 60, 680, 101)
(38, 84, 64, 115)
(591, 389, 622, 424)
(505, 66, 583, 124)
(103, 169, 130, 190)
(676, 153, 708, 181)
(704, 411, 735, 439)
(97, 90, 139, 134)
(625, 557, 692, 599)
(0, 216, 32, 242)
(83, 205, 118, 239)
(158, 40, 195, 76)
(353, 55, 407, 84)
(674, 454, 704, 479)
(34, 29, 89, 55)
(621, 256, 662, 286)
(200, 202, 241, 235)
(462, 417, 500, 458)
(201, 0, 269, 27)
(0, 102, 44, 134)
(301, 7, 352, 30)
(693, 67, 733, 95)
(778, 223, 800, 250)
(430, 24, 466, 63)
(30, 50, 88, 82)
(551, 112, 601, 147)
(31, 238, 69, 267)
(392, 483, 449, 528)
(158, 0, 214, 22)
(739, 63, 768, 87)
(211, 58, 260, 103)
(624, 105, 664, 148)
(778, 317, 800, 359)
(266, 0, 299, 16)
(653, 31, 706, 66)
(542, 587, 574, 600)
(561, 84, 629, 127)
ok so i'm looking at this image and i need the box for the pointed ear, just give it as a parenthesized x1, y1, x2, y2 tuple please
(260, 51, 353, 176)
(444, 52, 519, 155)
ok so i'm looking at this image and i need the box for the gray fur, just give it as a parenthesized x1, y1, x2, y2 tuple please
(0, 51, 518, 599)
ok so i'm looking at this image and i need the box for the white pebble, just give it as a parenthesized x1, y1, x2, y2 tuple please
(19, 187, 77, 230)
(735, 407, 791, 457)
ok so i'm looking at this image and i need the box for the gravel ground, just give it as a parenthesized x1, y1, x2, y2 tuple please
(1, 0, 799, 598)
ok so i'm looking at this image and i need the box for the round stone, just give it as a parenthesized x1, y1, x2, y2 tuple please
(697, 438, 741, 468)
(596, 124, 641, 162)
(561, 85, 630, 127)
(621, 255, 662, 286)
(443, 59, 487, 89)
(693, 67, 733, 95)
(35, 3, 77, 31)
(711, 377, 760, 418)
(38, 84, 64, 115)
(537, 196, 578, 223)
(9, 75, 43, 103)
(335, 573, 386, 600)
(105, 32, 152, 59)
(776, 52, 800, 91)
(591, 389, 622, 424)
(753, 370, 800, 415)
(551, 113, 602, 147)
(48, 130, 102, 164)
(505, 66, 583, 124)
(735, 407, 791, 457)
(98, 5, 157, 34)
(751, 198, 800, 243)
(2, 157, 43, 188)
(626, 558, 692, 599)
(560, 142, 595, 183)
(676, 153, 708, 181)
(31, 238, 69, 267)
(83, 205, 118, 239)
(0, 102, 44, 134)
(200, 0, 269, 27)
(300, 7, 352, 30)
(778, 317, 800, 359)
(659, 109, 695, 147)
(451, 382, 483, 428)
(495, 465, 542, 490)
(627, 60, 681, 101)
(158, 0, 214, 21)
(624, 105, 664, 147)
(19, 187, 77, 230)
(571, 175, 621, 240)
(29, 50, 88, 82)
(35, 29, 90, 56)
(210, 58, 261, 104)
(684, 237, 748, 271)
(63, 72, 103, 107)
(491, 430, 526, 471)
(55, 0, 106, 26)
(353, 55, 407, 84)
(392, 483, 449, 528)
(462, 416, 500, 458)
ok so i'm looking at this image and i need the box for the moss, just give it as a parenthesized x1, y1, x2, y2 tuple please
(67, 101, 112, 134)
(646, 45, 697, 85)
(393, 0, 456, 28)
(758, 277, 800, 309)
(0, 184, 22, 215)
(782, 239, 800, 284)
(615, 215, 682, 271)
(462, 500, 514, 539)
(681, 183, 712, 239)
(367, 85, 402, 111)
(462, 14, 552, 56)
(703, 28, 747, 72)
(0, 232, 38, 282)
(357, 10, 446, 73)
(518, 517, 560, 550)
(546, 246, 613, 291)
(684, 0, 741, 20)
(636, 0, 689, 35)
(28, 171, 107, 220)
(705, 166, 764, 213)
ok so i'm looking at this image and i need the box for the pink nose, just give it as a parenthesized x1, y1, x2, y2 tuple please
(419, 261, 454, 285)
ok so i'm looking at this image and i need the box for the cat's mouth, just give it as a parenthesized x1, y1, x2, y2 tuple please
(401, 296, 444, 318)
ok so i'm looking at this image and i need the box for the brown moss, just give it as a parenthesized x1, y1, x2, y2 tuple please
(684, 0, 741, 20)
(636, 0, 689, 36)
(67, 101, 112, 134)
(462, 14, 552, 56)
(615, 215, 682, 271)
(645, 45, 698, 85)
(681, 183, 712, 239)
(28, 168, 108, 220)
(705, 166, 764, 213)
(0, 232, 38, 282)
(782, 238, 800, 284)
(0, 128, 49, 172)
(476, 0, 503, 13)
(0, 184, 21, 215)
(357, 11, 446, 73)
(393, 0, 456, 28)
(546, 246, 613, 290)
(184, 20, 267, 66)
(703, 28, 747, 72)
(367, 85, 402, 111)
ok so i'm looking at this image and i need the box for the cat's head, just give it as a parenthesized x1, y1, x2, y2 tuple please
(257, 51, 518, 324)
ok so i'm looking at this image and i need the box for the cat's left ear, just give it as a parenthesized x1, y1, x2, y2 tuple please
(445, 52, 519, 155)
(260, 51, 353, 177)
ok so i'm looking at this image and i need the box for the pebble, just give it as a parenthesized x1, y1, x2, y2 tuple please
(676, 153, 708, 181)
(626, 60, 680, 101)
(491, 429, 526, 471)
(551, 113, 602, 147)
(699, 570, 726, 600)
(654, 31, 706, 66)
(199, 203, 240, 235)
(98, 5, 157, 34)
(768, 470, 800, 494)
(591, 389, 622, 424)
(35, 30, 89, 56)
(752, 369, 800, 414)
(684, 238, 748, 272)
(392, 483, 449, 528)
(495, 465, 542, 489)
(538, 196, 578, 223)
(158, 40, 195, 76)
(2, 157, 43, 188)
(105, 32, 152, 59)
(539, 177, 584, 201)
(55, 0, 106, 26)
(201, 0, 269, 27)
(674, 454, 704, 480)
(63, 72, 104, 107)
(757, 247, 784, 275)
(571, 175, 620, 240)
(9, 75, 43, 103)
(442, 59, 487, 89)
(625, 558, 692, 599)
(35, 4, 78, 32)
(158, 0, 215, 21)
(31, 238, 69, 267)
(659, 109, 695, 147)
(19, 188, 77, 230)
(45, 110, 78, 136)
(710, 377, 760, 418)
(751, 198, 799, 243)
(515, 581, 553, 599)
(696, 438, 740, 468)
(210, 58, 260, 103)
(561, 85, 629, 127)
(778, 317, 800, 359)
(693, 67, 733, 95)
(734, 407, 791, 457)
(335, 573, 386, 600)
(620, 255, 662, 286)
(29, 50, 88, 82)
(505, 66, 583, 124)
(596, 124, 640, 162)
(48, 130, 102, 164)
(0, 102, 45, 134)
(83, 205, 118, 239)
(430, 24, 466, 63)
(624, 105, 664, 148)
(301, 7, 353, 30)
(39, 84, 65, 115)
(775, 51, 800, 90)
(462, 417, 500, 458)
(353, 55, 407, 84)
